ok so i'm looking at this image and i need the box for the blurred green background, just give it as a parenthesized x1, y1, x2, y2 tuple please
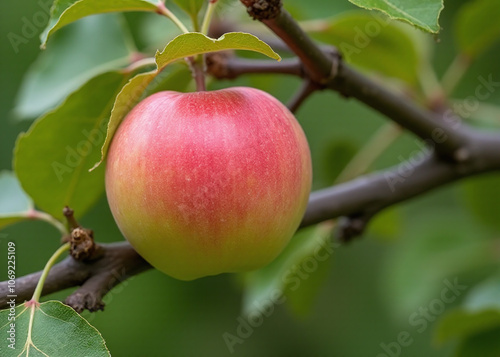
(2, 0, 500, 356)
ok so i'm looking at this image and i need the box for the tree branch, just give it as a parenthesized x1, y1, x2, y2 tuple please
(301, 130, 500, 233)
(0, 243, 151, 312)
(287, 79, 319, 113)
(328, 64, 469, 161)
(207, 53, 470, 161)
(302, 142, 485, 227)
(206, 53, 303, 79)
(241, 0, 333, 83)
(3, 129, 500, 311)
(238, 0, 469, 160)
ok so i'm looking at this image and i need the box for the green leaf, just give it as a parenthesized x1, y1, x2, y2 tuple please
(0, 300, 110, 356)
(137, 9, 184, 51)
(91, 63, 192, 171)
(306, 11, 420, 83)
(41, 0, 158, 46)
(464, 273, 500, 312)
(90, 71, 157, 172)
(436, 309, 500, 345)
(382, 211, 495, 319)
(320, 140, 357, 185)
(435, 273, 500, 347)
(284, 246, 333, 316)
(15, 14, 131, 119)
(455, 0, 500, 59)
(147, 63, 193, 93)
(14, 71, 128, 220)
(461, 173, 500, 231)
(243, 223, 335, 318)
(155, 32, 281, 68)
(0, 171, 33, 231)
(368, 207, 401, 242)
(348, 0, 443, 33)
(454, 327, 500, 357)
(451, 101, 500, 129)
(173, 0, 205, 17)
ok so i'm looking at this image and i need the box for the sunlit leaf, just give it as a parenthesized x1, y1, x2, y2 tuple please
(155, 32, 281, 68)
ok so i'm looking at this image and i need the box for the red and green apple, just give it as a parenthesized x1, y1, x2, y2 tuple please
(105, 87, 312, 280)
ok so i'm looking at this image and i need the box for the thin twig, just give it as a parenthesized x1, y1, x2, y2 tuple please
(287, 80, 318, 113)
(187, 56, 207, 91)
(239, 0, 469, 161)
(206, 54, 303, 79)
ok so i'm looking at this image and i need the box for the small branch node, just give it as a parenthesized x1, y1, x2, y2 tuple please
(287, 79, 319, 113)
(206, 52, 234, 79)
(336, 214, 372, 243)
(454, 147, 471, 163)
(240, 0, 282, 21)
(320, 46, 341, 84)
(63, 206, 80, 230)
(65, 292, 105, 313)
(70, 227, 97, 261)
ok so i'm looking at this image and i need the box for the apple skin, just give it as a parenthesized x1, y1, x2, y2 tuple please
(105, 87, 312, 280)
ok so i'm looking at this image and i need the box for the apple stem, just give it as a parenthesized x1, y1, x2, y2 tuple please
(188, 56, 207, 91)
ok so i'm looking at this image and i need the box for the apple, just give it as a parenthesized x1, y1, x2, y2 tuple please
(105, 87, 312, 280)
